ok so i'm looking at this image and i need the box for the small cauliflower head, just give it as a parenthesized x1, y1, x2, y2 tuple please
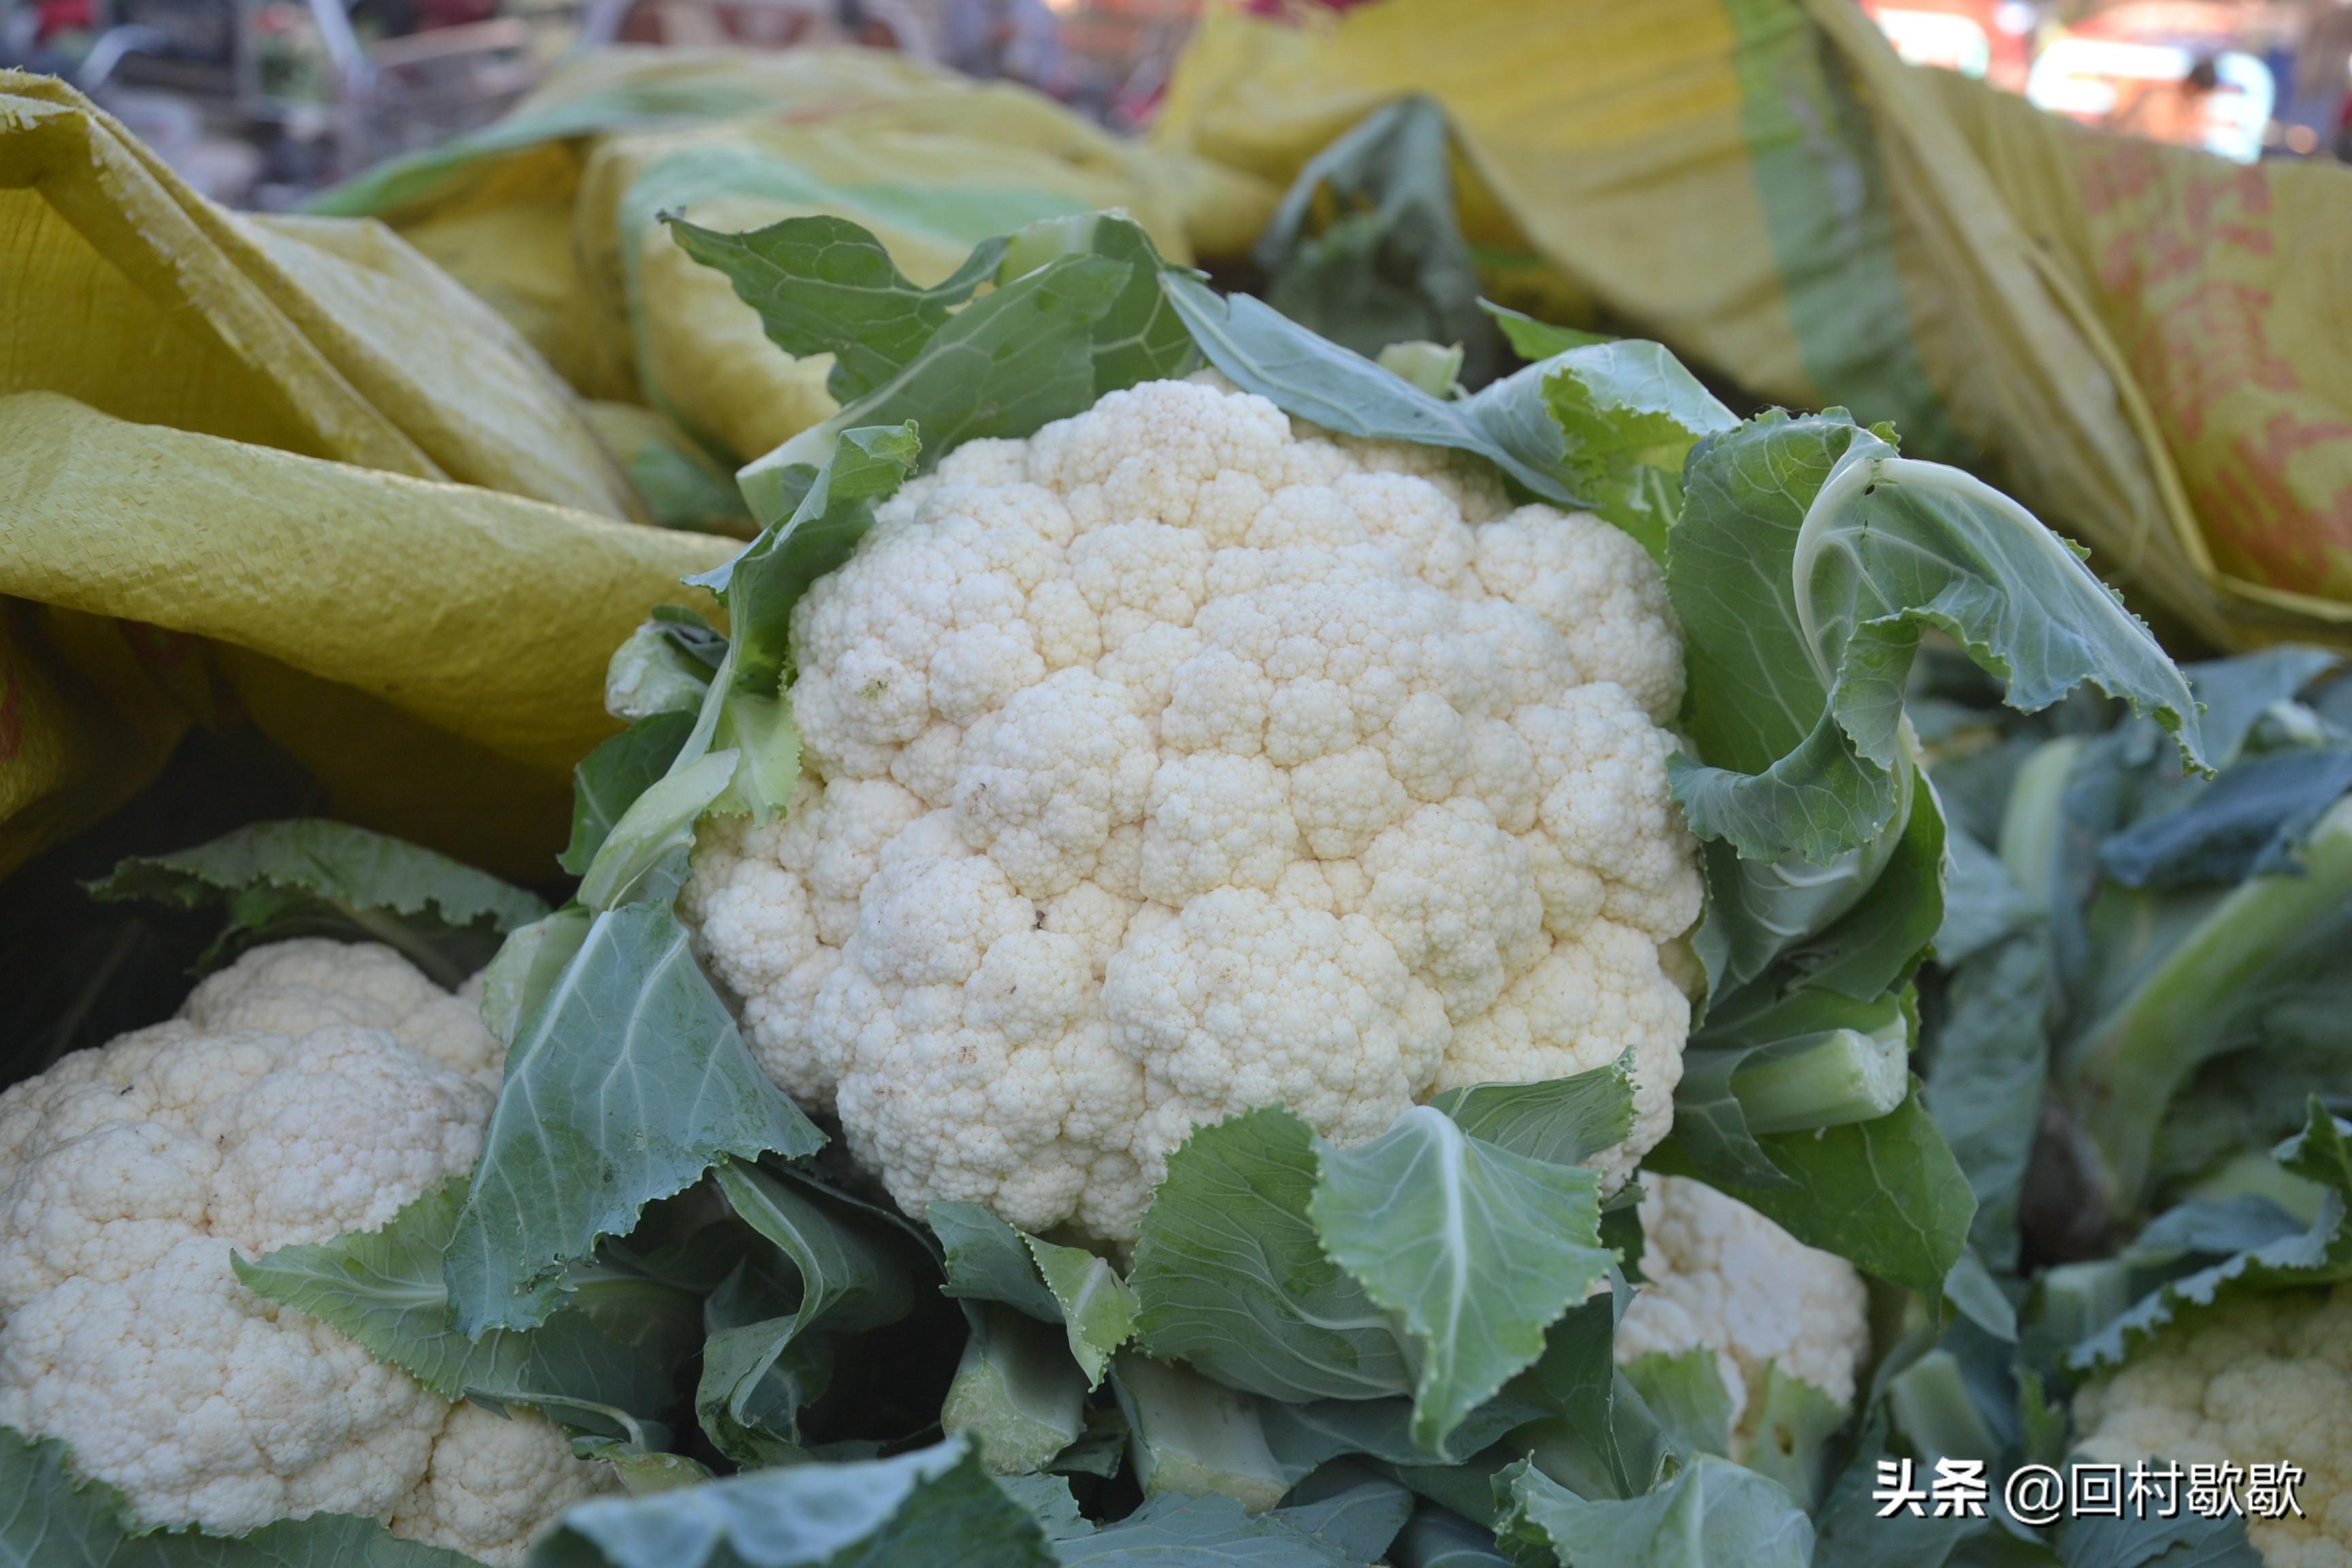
(1615, 1174, 1870, 1454)
(0, 940, 608, 1564)
(2074, 1286, 2351, 1568)
(685, 376, 1702, 1242)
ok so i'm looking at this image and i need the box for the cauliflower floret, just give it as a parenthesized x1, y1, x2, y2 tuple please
(391, 1400, 615, 1564)
(2074, 1286, 2352, 1568)
(0, 940, 610, 1563)
(689, 378, 1702, 1242)
(1615, 1175, 1871, 1453)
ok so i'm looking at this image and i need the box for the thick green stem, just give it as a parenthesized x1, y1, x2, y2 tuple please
(1885, 1350, 1999, 1467)
(941, 1305, 1086, 1475)
(2033, 1260, 2135, 1352)
(2061, 796, 2352, 1210)
(1730, 1024, 1910, 1136)
(1998, 736, 2085, 914)
(1113, 1352, 1294, 1513)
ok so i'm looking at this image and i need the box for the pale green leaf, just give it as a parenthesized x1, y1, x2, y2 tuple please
(1497, 1454, 1812, 1568)
(445, 904, 823, 1333)
(943, 1307, 1087, 1475)
(1023, 1237, 1137, 1388)
(1425, 1060, 1634, 1167)
(89, 820, 546, 988)
(233, 1181, 688, 1412)
(1309, 1107, 1611, 1451)
(1129, 1109, 1414, 1405)
(1618, 1350, 1732, 1459)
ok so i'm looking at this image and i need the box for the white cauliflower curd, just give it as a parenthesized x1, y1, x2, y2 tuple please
(2075, 1286, 2352, 1568)
(0, 939, 610, 1564)
(685, 376, 1703, 1242)
(1614, 1174, 1871, 1452)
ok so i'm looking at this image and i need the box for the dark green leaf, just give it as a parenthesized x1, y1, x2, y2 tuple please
(1504, 1285, 1672, 1504)
(945, 1307, 1088, 1475)
(733, 252, 1137, 525)
(2053, 1509, 2261, 1568)
(1483, 301, 1613, 359)
(1275, 1468, 1415, 1562)
(2179, 646, 2341, 768)
(1112, 1353, 1303, 1514)
(233, 1181, 688, 1413)
(1923, 930, 2053, 1270)
(1024, 1237, 1137, 1387)
(1678, 987, 1913, 1189)
(625, 439, 749, 534)
(2060, 800, 2352, 1205)
(693, 1161, 918, 1453)
(2099, 746, 2352, 888)
(1809, 1409, 1987, 1568)
(1161, 275, 1577, 504)
(446, 903, 823, 1333)
(1256, 1394, 1538, 1477)
(1667, 412, 2202, 868)
(2074, 1102, 2352, 1367)
(88, 820, 546, 988)
(1387, 1507, 1513, 1568)
(1061, 213, 1199, 395)
(1255, 97, 1503, 387)
(559, 714, 695, 877)
(930, 1201, 1063, 1324)
(1512, 340, 1738, 560)
(1616, 1350, 1733, 1458)
(0, 1425, 485, 1567)
(664, 214, 1007, 404)
(1690, 772, 1942, 1007)
(1054, 1493, 1364, 1566)
(1933, 823, 2035, 969)
(532, 1436, 1054, 1568)
(688, 422, 920, 684)
(992, 1474, 1090, 1542)
(1647, 1081, 1975, 1298)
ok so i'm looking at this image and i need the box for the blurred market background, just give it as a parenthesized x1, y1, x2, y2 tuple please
(10, 0, 2352, 208)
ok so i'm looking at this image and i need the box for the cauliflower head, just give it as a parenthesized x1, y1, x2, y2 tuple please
(0, 939, 609, 1563)
(2074, 1285, 2351, 1568)
(685, 376, 1702, 1242)
(1615, 1174, 1871, 1452)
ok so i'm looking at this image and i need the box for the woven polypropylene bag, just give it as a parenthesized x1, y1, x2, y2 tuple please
(312, 47, 1275, 467)
(1153, 0, 2352, 651)
(0, 77, 729, 879)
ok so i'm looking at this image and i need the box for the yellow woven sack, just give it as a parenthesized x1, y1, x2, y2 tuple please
(314, 47, 1275, 461)
(0, 78, 733, 880)
(0, 73, 640, 521)
(1153, 0, 2352, 651)
(0, 393, 730, 881)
